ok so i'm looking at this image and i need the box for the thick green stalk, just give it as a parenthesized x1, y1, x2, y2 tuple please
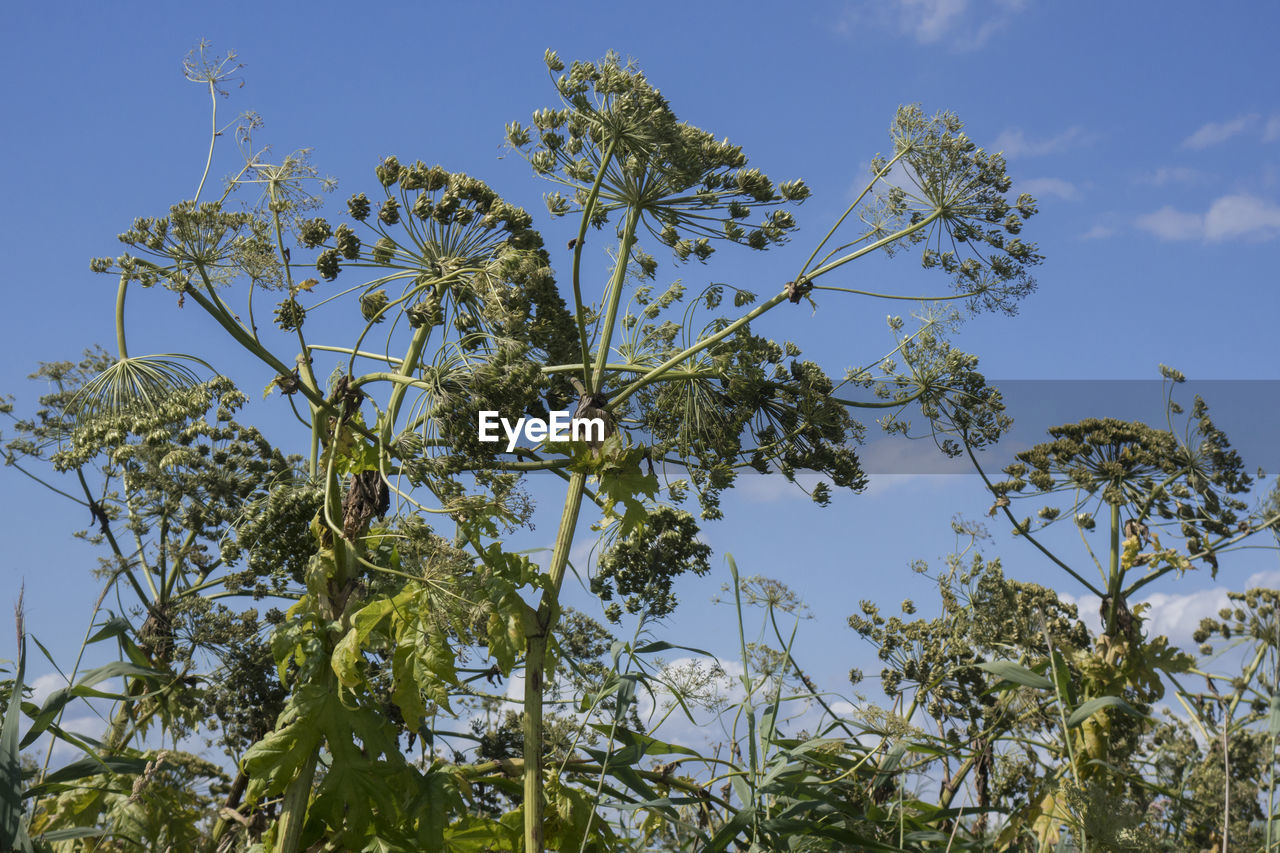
(114, 276, 130, 359)
(1268, 643, 1279, 850)
(275, 749, 319, 853)
(589, 206, 640, 392)
(381, 324, 433, 444)
(520, 206, 641, 853)
(1105, 502, 1121, 637)
(521, 632, 548, 852)
(272, 423, 364, 851)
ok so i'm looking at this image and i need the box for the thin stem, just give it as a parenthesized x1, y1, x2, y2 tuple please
(811, 284, 973, 302)
(308, 344, 403, 367)
(806, 209, 942, 281)
(728, 555, 760, 841)
(572, 138, 619, 387)
(799, 147, 910, 277)
(194, 79, 217, 203)
(610, 212, 942, 412)
(1223, 701, 1231, 853)
(960, 429, 1105, 597)
(38, 578, 112, 783)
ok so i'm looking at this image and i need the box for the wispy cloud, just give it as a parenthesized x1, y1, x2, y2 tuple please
(993, 126, 1094, 158)
(1182, 114, 1260, 150)
(1265, 115, 1280, 144)
(1135, 206, 1204, 241)
(836, 0, 1027, 51)
(29, 672, 67, 705)
(1135, 194, 1280, 242)
(1019, 177, 1079, 200)
(1204, 194, 1280, 240)
(899, 0, 968, 43)
(1136, 166, 1206, 187)
(1060, 571, 1280, 646)
(1079, 224, 1116, 240)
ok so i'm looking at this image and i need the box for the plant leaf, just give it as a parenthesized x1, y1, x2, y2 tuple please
(1067, 695, 1149, 728)
(977, 660, 1052, 690)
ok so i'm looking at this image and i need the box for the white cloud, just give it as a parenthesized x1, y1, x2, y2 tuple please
(1079, 224, 1116, 240)
(993, 126, 1093, 158)
(1019, 177, 1079, 200)
(23, 713, 111, 765)
(1182, 114, 1260, 150)
(1136, 194, 1280, 242)
(1065, 570, 1280, 650)
(1265, 115, 1280, 143)
(837, 0, 1027, 51)
(899, 0, 968, 43)
(28, 672, 66, 705)
(1134, 206, 1204, 241)
(1203, 194, 1280, 241)
(1137, 167, 1206, 187)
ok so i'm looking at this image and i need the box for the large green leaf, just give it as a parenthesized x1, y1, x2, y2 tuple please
(587, 724, 698, 765)
(23, 755, 149, 799)
(977, 660, 1052, 690)
(19, 661, 165, 749)
(243, 684, 330, 800)
(1067, 695, 1150, 728)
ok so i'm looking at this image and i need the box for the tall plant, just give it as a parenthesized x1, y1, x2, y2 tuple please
(70, 46, 1041, 851)
(945, 370, 1280, 846)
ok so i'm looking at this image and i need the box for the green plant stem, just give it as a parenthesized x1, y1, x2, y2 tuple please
(275, 749, 318, 853)
(806, 209, 942, 281)
(571, 138, 618, 386)
(799, 148, 910, 276)
(727, 555, 760, 842)
(522, 631, 548, 853)
(959, 430, 1105, 597)
(179, 268, 375, 448)
(308, 344, 403, 367)
(1105, 501, 1121, 637)
(380, 323, 432, 446)
(811, 284, 974, 302)
(519, 204, 641, 853)
(207, 769, 249, 851)
(1043, 622, 1082, 790)
(114, 276, 130, 360)
(194, 79, 217, 203)
(609, 212, 942, 412)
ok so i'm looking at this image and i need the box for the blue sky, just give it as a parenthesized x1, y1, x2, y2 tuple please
(2, 1, 1279, 743)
